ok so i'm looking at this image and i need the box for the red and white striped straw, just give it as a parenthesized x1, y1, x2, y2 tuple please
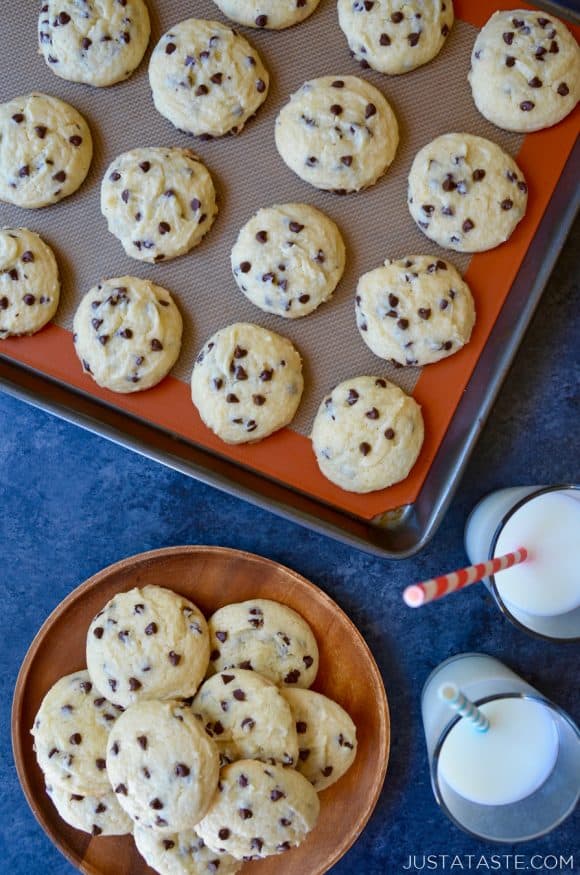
(403, 548, 529, 608)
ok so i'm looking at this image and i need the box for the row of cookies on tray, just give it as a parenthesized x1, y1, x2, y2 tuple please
(32, 586, 357, 873)
(34, 3, 580, 133)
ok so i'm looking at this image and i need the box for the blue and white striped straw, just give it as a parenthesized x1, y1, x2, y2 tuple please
(438, 683, 490, 733)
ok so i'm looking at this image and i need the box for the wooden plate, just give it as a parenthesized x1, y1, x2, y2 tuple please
(12, 546, 390, 875)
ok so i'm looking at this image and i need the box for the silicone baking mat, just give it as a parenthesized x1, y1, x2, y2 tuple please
(1, 0, 578, 521)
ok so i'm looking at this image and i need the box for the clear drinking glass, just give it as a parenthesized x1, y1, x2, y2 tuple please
(421, 653, 580, 843)
(464, 485, 580, 642)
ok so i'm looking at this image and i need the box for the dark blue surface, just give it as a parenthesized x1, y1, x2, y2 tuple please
(1, 215, 579, 874)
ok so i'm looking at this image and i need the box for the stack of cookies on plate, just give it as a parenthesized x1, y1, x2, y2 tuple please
(31, 585, 357, 874)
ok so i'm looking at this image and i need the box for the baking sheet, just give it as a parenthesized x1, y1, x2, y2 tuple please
(0, 0, 578, 521)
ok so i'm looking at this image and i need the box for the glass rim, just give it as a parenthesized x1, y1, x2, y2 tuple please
(420, 652, 500, 702)
(430, 691, 580, 845)
(488, 484, 580, 644)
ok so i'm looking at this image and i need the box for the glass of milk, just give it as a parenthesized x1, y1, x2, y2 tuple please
(422, 653, 580, 842)
(464, 485, 580, 641)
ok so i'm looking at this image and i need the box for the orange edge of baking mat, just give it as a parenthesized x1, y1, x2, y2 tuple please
(1, 0, 578, 522)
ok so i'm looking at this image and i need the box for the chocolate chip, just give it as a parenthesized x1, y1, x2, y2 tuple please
(93, 627, 104, 639)
(128, 677, 141, 691)
(303, 655, 314, 669)
(155, 817, 168, 827)
(462, 219, 475, 232)
(226, 393, 239, 404)
(347, 388, 359, 405)
(501, 199, 513, 210)
(69, 733, 82, 745)
(408, 32, 420, 46)
(365, 103, 377, 120)
(558, 82, 569, 96)
(418, 308, 431, 320)
(251, 838, 263, 852)
(472, 169, 486, 182)
(341, 155, 353, 167)
(391, 11, 403, 22)
(365, 408, 379, 420)
(306, 156, 318, 166)
(219, 828, 231, 840)
(241, 717, 255, 730)
(255, 14, 268, 26)
(95, 757, 106, 771)
(379, 33, 391, 46)
(322, 765, 334, 777)
(165, 42, 176, 54)
(239, 808, 253, 819)
(270, 789, 285, 802)
(115, 783, 127, 795)
(252, 394, 266, 406)
(520, 101, 535, 112)
(256, 78, 266, 93)
(385, 428, 395, 440)
(505, 55, 515, 67)
(256, 230, 268, 244)
(296, 721, 308, 734)
(168, 651, 181, 666)
(163, 840, 175, 850)
(285, 669, 300, 684)
(23, 293, 36, 305)
(175, 763, 190, 777)
(503, 31, 514, 45)
(145, 622, 158, 635)
(239, 261, 251, 273)
(221, 674, 235, 684)
(18, 165, 30, 178)
(397, 318, 409, 330)
(330, 104, 343, 116)
(159, 221, 171, 235)
(298, 294, 310, 304)
(150, 798, 163, 810)
(528, 77, 542, 88)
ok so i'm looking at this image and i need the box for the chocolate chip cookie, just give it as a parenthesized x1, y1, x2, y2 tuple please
(86, 585, 209, 708)
(275, 75, 399, 192)
(106, 700, 219, 832)
(32, 671, 121, 795)
(469, 10, 580, 132)
(191, 323, 304, 444)
(407, 133, 528, 252)
(281, 689, 357, 791)
(207, 599, 319, 688)
(0, 93, 92, 208)
(38, 0, 151, 87)
(192, 669, 298, 768)
(338, 0, 454, 75)
(149, 19, 269, 138)
(73, 276, 183, 393)
(195, 760, 320, 860)
(356, 255, 476, 366)
(101, 147, 217, 263)
(0, 228, 60, 338)
(312, 376, 424, 493)
(231, 203, 345, 318)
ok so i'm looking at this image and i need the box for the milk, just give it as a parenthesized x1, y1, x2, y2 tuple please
(494, 492, 580, 617)
(421, 653, 580, 843)
(437, 697, 559, 806)
(464, 486, 580, 640)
